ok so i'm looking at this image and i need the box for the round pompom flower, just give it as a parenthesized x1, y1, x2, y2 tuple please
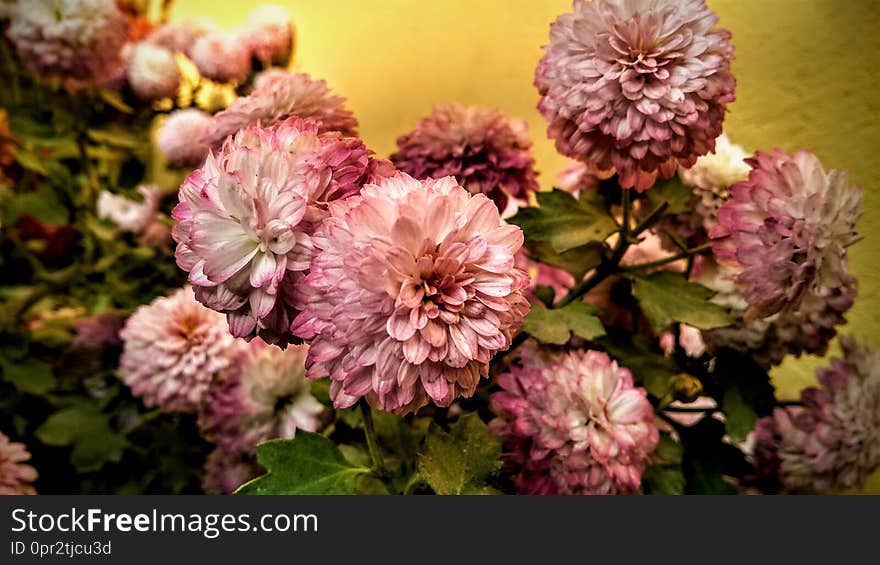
(127, 42, 180, 100)
(200, 340, 322, 454)
(96, 184, 161, 234)
(292, 172, 530, 415)
(490, 344, 658, 494)
(145, 18, 215, 57)
(534, 0, 735, 191)
(6, 0, 128, 90)
(239, 5, 293, 65)
(390, 104, 539, 212)
(679, 133, 749, 232)
(190, 31, 251, 83)
(119, 287, 241, 413)
(710, 149, 862, 322)
(0, 431, 37, 495)
(202, 449, 261, 495)
(172, 117, 377, 345)
(753, 337, 880, 493)
(157, 108, 213, 168)
(203, 70, 358, 149)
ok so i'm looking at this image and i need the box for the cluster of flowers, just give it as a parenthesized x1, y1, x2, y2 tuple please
(5, 0, 875, 495)
(118, 287, 322, 493)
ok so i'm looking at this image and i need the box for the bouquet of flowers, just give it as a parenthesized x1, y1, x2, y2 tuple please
(0, 0, 875, 496)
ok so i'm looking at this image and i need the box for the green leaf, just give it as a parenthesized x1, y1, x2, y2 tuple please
(417, 413, 501, 495)
(642, 465, 686, 495)
(0, 358, 56, 395)
(630, 271, 733, 331)
(600, 336, 678, 399)
(98, 88, 134, 114)
(14, 148, 49, 175)
(509, 189, 618, 253)
(88, 127, 144, 150)
(523, 301, 605, 345)
(722, 388, 757, 444)
(3, 183, 70, 226)
(236, 433, 371, 495)
(36, 405, 128, 472)
(646, 175, 694, 215)
(524, 240, 605, 280)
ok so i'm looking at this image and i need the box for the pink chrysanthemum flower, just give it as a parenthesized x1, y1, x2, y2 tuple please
(0, 431, 37, 495)
(292, 173, 530, 415)
(200, 340, 322, 454)
(145, 19, 216, 57)
(239, 5, 293, 65)
(202, 448, 261, 495)
(535, 0, 735, 191)
(203, 71, 358, 149)
(157, 108, 213, 168)
(753, 337, 880, 493)
(390, 104, 539, 212)
(490, 344, 659, 494)
(96, 184, 161, 234)
(6, 0, 128, 90)
(190, 31, 251, 83)
(127, 42, 180, 100)
(119, 287, 241, 413)
(710, 149, 861, 322)
(173, 117, 377, 345)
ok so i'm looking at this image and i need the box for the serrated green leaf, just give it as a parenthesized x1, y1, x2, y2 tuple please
(646, 175, 694, 215)
(236, 433, 371, 495)
(36, 405, 128, 472)
(630, 271, 733, 331)
(523, 301, 605, 345)
(524, 240, 605, 280)
(0, 358, 56, 395)
(417, 414, 501, 495)
(509, 189, 618, 253)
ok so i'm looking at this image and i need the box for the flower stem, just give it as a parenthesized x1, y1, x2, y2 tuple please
(359, 399, 387, 475)
(619, 243, 713, 272)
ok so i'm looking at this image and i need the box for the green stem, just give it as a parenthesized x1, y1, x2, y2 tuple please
(619, 243, 713, 272)
(359, 399, 387, 475)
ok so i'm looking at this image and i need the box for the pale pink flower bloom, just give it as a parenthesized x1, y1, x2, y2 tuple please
(145, 19, 216, 58)
(96, 185, 161, 234)
(292, 173, 530, 415)
(0, 432, 37, 495)
(711, 149, 861, 321)
(535, 0, 735, 191)
(239, 5, 293, 65)
(190, 31, 251, 83)
(753, 337, 880, 492)
(490, 344, 659, 494)
(200, 339, 322, 454)
(6, 0, 128, 90)
(391, 104, 539, 212)
(127, 42, 180, 100)
(157, 108, 213, 168)
(119, 287, 241, 413)
(173, 118, 377, 345)
(203, 71, 358, 149)
(202, 449, 260, 495)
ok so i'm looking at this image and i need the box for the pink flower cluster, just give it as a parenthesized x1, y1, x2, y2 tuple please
(119, 287, 239, 412)
(203, 70, 359, 150)
(753, 337, 880, 492)
(391, 104, 539, 212)
(535, 0, 735, 191)
(0, 431, 37, 495)
(172, 117, 382, 345)
(490, 344, 658, 494)
(200, 340, 322, 454)
(292, 173, 530, 414)
(6, 0, 129, 90)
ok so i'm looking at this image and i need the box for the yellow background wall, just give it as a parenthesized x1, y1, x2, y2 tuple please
(173, 0, 880, 489)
